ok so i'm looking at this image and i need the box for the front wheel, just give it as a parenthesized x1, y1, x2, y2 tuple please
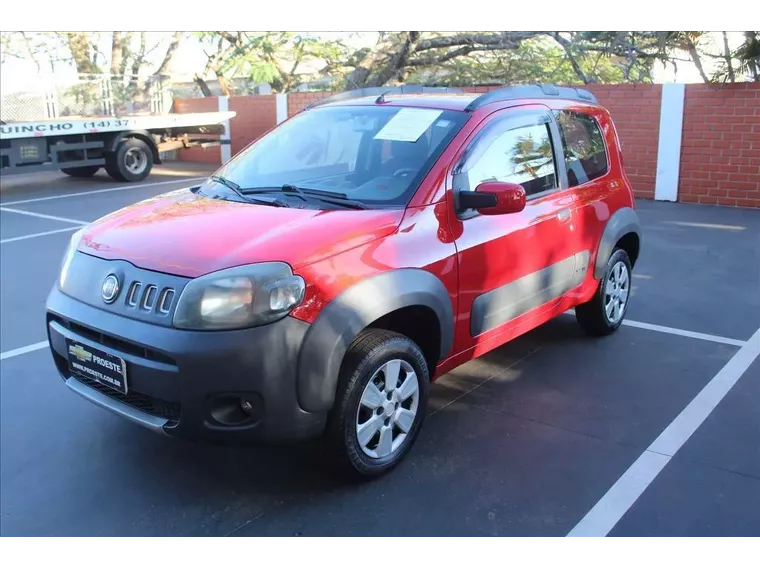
(325, 329, 430, 478)
(575, 248, 632, 336)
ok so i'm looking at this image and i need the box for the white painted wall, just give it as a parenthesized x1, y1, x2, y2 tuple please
(654, 83, 686, 202)
(218, 95, 232, 164)
(276, 93, 289, 124)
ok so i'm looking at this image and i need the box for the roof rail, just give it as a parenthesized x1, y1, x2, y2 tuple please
(464, 84, 597, 112)
(304, 85, 466, 110)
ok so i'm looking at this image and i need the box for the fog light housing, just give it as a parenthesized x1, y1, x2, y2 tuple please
(208, 393, 264, 426)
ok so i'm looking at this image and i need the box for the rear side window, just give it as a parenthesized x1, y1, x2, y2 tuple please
(553, 110, 608, 187)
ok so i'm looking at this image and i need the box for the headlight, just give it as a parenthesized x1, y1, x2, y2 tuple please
(59, 227, 86, 288)
(173, 262, 305, 330)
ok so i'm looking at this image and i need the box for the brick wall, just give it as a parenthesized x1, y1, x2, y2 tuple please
(586, 85, 662, 200)
(287, 92, 331, 116)
(172, 83, 760, 208)
(678, 84, 760, 208)
(229, 95, 277, 155)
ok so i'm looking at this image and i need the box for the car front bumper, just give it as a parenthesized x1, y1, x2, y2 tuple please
(45, 285, 327, 444)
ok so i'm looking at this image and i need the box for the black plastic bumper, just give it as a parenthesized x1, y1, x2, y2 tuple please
(45, 285, 327, 444)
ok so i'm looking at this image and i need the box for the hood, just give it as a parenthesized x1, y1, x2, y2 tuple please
(78, 188, 404, 278)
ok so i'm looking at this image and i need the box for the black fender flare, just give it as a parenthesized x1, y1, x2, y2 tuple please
(296, 268, 454, 413)
(594, 207, 642, 279)
(104, 130, 161, 164)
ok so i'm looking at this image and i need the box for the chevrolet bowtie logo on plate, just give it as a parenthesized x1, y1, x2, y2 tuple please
(68, 343, 92, 363)
(101, 274, 120, 303)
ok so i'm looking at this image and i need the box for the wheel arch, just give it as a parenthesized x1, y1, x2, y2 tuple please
(296, 269, 454, 413)
(593, 207, 642, 280)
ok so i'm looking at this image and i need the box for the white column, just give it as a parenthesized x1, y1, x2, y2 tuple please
(218, 95, 232, 163)
(276, 93, 289, 124)
(654, 83, 686, 202)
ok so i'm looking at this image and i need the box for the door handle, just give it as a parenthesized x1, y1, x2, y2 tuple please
(557, 208, 571, 222)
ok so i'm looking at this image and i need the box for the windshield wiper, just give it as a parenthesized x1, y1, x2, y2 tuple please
(209, 176, 288, 207)
(241, 185, 368, 210)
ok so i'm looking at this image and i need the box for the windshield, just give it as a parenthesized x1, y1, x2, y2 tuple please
(204, 105, 469, 208)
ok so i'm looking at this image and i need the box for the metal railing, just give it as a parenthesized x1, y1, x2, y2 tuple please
(0, 74, 174, 123)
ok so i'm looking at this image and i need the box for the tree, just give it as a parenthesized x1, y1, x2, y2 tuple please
(419, 36, 630, 86)
(736, 31, 760, 81)
(70, 31, 184, 111)
(338, 32, 545, 88)
(193, 32, 347, 95)
(191, 30, 709, 92)
(716, 31, 760, 81)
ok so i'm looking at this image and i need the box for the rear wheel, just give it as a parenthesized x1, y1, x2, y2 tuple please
(105, 138, 153, 182)
(576, 248, 632, 336)
(325, 329, 429, 478)
(61, 165, 100, 178)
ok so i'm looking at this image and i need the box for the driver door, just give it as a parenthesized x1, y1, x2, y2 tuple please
(448, 105, 587, 356)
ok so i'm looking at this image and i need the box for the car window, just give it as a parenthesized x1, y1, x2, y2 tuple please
(210, 105, 469, 208)
(257, 115, 363, 176)
(456, 123, 558, 198)
(553, 110, 609, 187)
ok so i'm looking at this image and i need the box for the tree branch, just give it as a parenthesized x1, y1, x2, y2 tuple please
(722, 31, 735, 82)
(20, 32, 42, 73)
(407, 45, 494, 67)
(550, 32, 589, 84)
(154, 31, 183, 77)
(414, 31, 543, 53)
(684, 37, 710, 82)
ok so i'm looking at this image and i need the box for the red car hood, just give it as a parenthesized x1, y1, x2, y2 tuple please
(79, 188, 404, 277)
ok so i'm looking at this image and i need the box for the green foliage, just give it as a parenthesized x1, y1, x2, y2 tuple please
(195, 31, 350, 93)
(407, 37, 630, 86)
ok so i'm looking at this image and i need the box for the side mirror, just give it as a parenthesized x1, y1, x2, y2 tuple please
(457, 181, 526, 215)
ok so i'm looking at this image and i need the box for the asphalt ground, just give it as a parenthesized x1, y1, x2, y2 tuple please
(1, 164, 758, 536)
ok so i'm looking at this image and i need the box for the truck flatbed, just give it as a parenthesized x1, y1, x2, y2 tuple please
(1, 111, 235, 182)
(0, 111, 236, 139)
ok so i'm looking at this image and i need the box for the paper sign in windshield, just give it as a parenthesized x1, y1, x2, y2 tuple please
(373, 109, 443, 142)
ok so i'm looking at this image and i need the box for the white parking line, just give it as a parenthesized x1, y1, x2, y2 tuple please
(564, 310, 746, 347)
(0, 177, 206, 206)
(0, 341, 49, 361)
(568, 326, 760, 537)
(0, 206, 88, 225)
(0, 226, 80, 244)
(619, 319, 746, 347)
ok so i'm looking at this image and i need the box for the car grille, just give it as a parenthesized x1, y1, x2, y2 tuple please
(49, 315, 176, 366)
(125, 280, 176, 314)
(76, 376, 181, 423)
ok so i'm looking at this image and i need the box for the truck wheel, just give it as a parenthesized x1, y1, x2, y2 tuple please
(325, 329, 429, 479)
(105, 138, 153, 182)
(61, 166, 100, 178)
(575, 247, 632, 336)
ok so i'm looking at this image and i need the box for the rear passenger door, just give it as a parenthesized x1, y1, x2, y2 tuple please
(552, 108, 616, 268)
(448, 106, 586, 355)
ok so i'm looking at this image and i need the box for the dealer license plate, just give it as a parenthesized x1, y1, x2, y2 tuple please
(66, 338, 128, 395)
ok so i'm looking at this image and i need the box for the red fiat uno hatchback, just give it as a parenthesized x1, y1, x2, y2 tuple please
(46, 85, 641, 477)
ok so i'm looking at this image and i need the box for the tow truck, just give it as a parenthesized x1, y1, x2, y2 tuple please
(1, 74, 234, 182)
(0, 112, 234, 182)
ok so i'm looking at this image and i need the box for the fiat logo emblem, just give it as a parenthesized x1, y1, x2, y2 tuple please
(101, 274, 120, 303)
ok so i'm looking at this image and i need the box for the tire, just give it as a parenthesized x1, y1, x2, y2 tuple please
(105, 138, 153, 182)
(576, 247, 632, 336)
(325, 329, 430, 479)
(61, 165, 100, 178)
